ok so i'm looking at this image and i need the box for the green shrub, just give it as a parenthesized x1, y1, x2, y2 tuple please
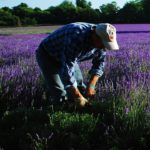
(0, 93, 149, 150)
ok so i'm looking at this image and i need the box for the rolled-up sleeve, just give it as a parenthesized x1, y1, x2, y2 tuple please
(89, 49, 106, 77)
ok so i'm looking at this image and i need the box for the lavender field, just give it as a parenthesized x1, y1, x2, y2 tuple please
(0, 24, 150, 109)
(0, 24, 150, 149)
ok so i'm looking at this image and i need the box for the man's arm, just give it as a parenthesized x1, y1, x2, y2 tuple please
(86, 49, 106, 97)
(63, 27, 89, 106)
(64, 60, 89, 107)
(63, 28, 84, 94)
(86, 75, 100, 97)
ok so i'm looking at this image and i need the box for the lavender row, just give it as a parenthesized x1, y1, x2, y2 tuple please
(114, 24, 150, 32)
(0, 27, 150, 108)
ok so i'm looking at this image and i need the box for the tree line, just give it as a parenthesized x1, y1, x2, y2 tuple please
(0, 0, 149, 26)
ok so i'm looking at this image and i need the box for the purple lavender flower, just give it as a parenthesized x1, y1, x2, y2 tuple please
(0, 24, 150, 109)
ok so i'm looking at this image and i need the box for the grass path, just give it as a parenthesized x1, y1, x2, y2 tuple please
(0, 25, 62, 35)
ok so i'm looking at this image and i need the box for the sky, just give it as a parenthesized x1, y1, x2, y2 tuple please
(0, 0, 130, 10)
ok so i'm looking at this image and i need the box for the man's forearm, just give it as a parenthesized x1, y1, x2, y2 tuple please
(88, 75, 100, 88)
(68, 86, 83, 98)
(85, 75, 100, 97)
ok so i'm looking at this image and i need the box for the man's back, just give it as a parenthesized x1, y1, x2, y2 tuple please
(40, 22, 95, 58)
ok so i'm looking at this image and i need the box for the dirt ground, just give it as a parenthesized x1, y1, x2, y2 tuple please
(0, 25, 62, 35)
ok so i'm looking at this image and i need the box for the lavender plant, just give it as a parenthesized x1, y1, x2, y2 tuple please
(0, 25, 150, 111)
(0, 24, 150, 148)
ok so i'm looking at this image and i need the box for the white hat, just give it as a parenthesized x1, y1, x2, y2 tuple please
(95, 23, 119, 50)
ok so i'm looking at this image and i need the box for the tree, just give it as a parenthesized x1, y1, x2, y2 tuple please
(76, 7, 102, 23)
(76, 0, 91, 9)
(47, 1, 77, 24)
(99, 1, 119, 23)
(12, 3, 37, 25)
(0, 9, 21, 26)
(34, 7, 41, 12)
(142, 0, 150, 22)
(118, 0, 144, 23)
(0, 0, 149, 26)
(32, 7, 50, 24)
(1, 7, 12, 13)
(59, 0, 75, 9)
(12, 3, 30, 18)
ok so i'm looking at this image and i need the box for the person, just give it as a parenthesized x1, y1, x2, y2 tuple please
(36, 22, 119, 107)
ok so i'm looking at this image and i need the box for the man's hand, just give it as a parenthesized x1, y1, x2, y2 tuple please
(86, 75, 99, 98)
(74, 96, 89, 107)
(68, 86, 89, 107)
(86, 86, 96, 97)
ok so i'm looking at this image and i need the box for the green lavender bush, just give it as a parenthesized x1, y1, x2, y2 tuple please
(0, 90, 149, 150)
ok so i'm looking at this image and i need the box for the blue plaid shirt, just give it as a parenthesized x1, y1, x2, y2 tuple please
(40, 22, 106, 88)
